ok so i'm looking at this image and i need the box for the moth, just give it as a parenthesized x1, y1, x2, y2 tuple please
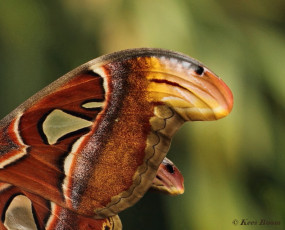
(0, 48, 233, 229)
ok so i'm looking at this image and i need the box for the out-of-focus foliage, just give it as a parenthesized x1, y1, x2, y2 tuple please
(0, 0, 284, 229)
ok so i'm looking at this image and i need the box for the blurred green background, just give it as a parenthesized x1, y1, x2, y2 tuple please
(0, 0, 284, 229)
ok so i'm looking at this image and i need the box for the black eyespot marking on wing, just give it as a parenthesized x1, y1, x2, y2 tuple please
(165, 163, 175, 174)
(194, 65, 204, 75)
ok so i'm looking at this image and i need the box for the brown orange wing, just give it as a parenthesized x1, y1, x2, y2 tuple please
(0, 48, 233, 220)
(0, 157, 182, 230)
(0, 182, 121, 230)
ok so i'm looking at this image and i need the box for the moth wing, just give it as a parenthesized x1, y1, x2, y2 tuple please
(0, 48, 233, 218)
(0, 183, 122, 230)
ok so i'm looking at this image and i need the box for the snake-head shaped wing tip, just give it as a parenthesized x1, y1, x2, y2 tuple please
(152, 157, 184, 195)
(130, 50, 234, 121)
(199, 68, 233, 120)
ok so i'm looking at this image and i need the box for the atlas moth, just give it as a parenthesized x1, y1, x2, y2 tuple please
(0, 48, 233, 229)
